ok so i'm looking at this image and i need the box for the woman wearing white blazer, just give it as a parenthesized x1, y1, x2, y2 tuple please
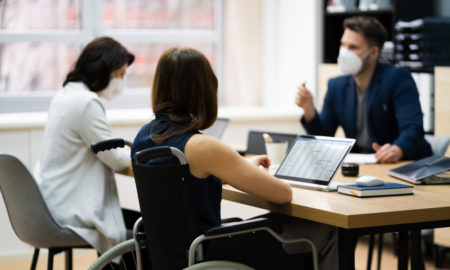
(34, 37, 138, 268)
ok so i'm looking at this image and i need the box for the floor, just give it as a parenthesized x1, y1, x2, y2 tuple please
(0, 235, 447, 269)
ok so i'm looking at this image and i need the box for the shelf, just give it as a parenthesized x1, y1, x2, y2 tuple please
(325, 9, 394, 17)
(321, 0, 436, 68)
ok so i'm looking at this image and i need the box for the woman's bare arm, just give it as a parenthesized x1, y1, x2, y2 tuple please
(185, 134, 292, 204)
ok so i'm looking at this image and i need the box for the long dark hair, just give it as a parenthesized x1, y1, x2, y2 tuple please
(151, 47, 218, 143)
(63, 37, 135, 92)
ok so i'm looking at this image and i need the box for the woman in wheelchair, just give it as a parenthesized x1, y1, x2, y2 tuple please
(131, 47, 338, 269)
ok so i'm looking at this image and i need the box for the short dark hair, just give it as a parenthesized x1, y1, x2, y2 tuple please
(63, 37, 134, 92)
(343, 16, 388, 49)
(151, 47, 218, 143)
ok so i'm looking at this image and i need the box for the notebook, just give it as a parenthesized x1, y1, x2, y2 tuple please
(388, 155, 450, 184)
(337, 182, 414, 197)
(274, 135, 355, 191)
(200, 118, 229, 139)
(246, 130, 298, 155)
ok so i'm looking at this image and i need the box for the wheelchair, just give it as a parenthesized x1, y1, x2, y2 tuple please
(89, 138, 319, 270)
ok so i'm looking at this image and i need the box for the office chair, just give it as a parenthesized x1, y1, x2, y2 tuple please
(132, 146, 319, 270)
(0, 153, 92, 270)
(434, 227, 450, 268)
(425, 135, 450, 267)
(425, 135, 450, 156)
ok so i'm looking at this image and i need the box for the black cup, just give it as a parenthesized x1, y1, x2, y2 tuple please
(341, 162, 359, 177)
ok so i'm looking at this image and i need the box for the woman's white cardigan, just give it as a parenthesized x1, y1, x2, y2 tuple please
(34, 82, 131, 253)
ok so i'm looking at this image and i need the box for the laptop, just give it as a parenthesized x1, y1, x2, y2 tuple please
(246, 130, 298, 155)
(388, 155, 450, 184)
(200, 118, 230, 139)
(274, 135, 355, 191)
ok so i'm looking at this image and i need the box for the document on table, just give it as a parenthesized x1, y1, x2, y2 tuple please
(344, 153, 377, 164)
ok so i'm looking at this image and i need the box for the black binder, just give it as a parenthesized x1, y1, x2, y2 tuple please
(388, 155, 450, 184)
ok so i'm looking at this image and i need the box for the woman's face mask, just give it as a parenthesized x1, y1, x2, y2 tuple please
(337, 47, 372, 75)
(101, 77, 125, 100)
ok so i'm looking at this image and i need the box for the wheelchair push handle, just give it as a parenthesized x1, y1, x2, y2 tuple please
(134, 146, 187, 165)
(90, 138, 132, 154)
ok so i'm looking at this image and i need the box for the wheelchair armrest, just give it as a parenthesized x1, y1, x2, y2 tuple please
(220, 217, 243, 224)
(204, 217, 283, 236)
(189, 218, 319, 270)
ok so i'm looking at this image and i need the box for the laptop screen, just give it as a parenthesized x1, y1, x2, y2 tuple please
(275, 135, 355, 186)
(200, 118, 229, 139)
(246, 130, 298, 155)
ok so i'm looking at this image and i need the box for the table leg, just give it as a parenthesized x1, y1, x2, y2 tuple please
(377, 233, 383, 270)
(398, 231, 409, 270)
(338, 228, 357, 270)
(410, 229, 425, 270)
(366, 234, 375, 270)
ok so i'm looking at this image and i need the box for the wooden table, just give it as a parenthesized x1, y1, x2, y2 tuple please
(222, 162, 450, 270)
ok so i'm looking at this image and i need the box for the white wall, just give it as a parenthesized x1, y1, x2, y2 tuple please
(263, 0, 321, 107)
(224, 0, 320, 108)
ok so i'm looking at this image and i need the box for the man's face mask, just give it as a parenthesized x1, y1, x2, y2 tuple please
(337, 47, 372, 75)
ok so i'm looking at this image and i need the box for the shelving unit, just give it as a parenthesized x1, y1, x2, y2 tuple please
(322, 0, 434, 64)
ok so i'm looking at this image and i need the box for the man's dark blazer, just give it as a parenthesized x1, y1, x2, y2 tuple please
(301, 63, 432, 160)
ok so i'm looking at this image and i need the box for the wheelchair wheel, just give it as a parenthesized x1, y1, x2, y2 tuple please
(88, 239, 137, 270)
(184, 260, 255, 270)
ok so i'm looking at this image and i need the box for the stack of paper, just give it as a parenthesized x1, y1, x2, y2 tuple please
(343, 153, 376, 164)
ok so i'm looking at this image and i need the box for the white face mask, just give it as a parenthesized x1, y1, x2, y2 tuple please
(337, 47, 372, 75)
(100, 78, 125, 100)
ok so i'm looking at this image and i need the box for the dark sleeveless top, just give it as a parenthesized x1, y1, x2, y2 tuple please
(131, 113, 222, 232)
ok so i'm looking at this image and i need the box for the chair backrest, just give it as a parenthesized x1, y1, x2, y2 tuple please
(0, 154, 84, 248)
(132, 147, 199, 270)
(246, 130, 298, 155)
(425, 135, 450, 156)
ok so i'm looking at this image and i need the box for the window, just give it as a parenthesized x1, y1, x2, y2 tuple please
(0, 0, 222, 112)
(0, 0, 319, 113)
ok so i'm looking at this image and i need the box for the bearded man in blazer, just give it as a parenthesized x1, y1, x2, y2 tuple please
(295, 16, 432, 163)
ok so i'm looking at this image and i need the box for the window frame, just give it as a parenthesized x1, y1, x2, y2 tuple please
(0, 0, 224, 113)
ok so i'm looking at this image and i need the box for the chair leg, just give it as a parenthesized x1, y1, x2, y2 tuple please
(392, 232, 399, 256)
(377, 233, 383, 270)
(436, 246, 450, 268)
(434, 245, 442, 268)
(65, 249, 73, 270)
(367, 234, 375, 270)
(30, 248, 40, 270)
(48, 249, 55, 270)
